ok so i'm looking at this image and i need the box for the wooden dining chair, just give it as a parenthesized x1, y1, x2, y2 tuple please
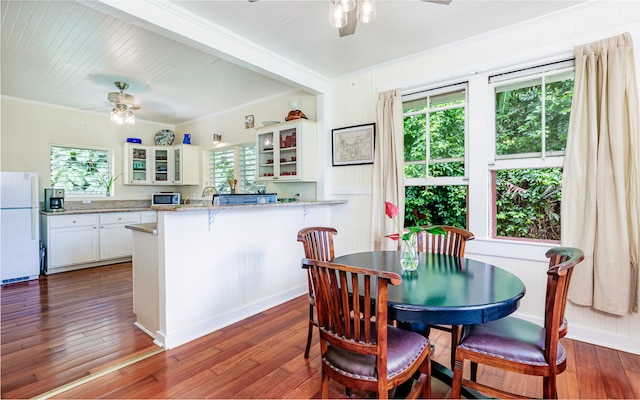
(417, 225, 475, 368)
(296, 227, 337, 359)
(301, 258, 431, 399)
(451, 247, 584, 399)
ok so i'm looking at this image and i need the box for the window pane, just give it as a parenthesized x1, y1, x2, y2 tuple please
(545, 75, 573, 153)
(404, 113, 426, 163)
(429, 107, 465, 177)
(240, 145, 265, 193)
(494, 168, 562, 241)
(210, 149, 234, 194)
(495, 78, 542, 156)
(404, 185, 468, 228)
(50, 146, 110, 195)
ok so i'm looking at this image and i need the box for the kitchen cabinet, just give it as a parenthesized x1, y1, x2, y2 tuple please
(123, 143, 201, 185)
(41, 214, 100, 271)
(256, 119, 317, 182)
(40, 210, 153, 274)
(99, 213, 140, 260)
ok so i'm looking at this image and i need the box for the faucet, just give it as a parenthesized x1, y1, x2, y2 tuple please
(201, 186, 217, 199)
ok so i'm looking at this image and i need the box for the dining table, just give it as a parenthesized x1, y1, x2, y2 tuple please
(332, 250, 526, 397)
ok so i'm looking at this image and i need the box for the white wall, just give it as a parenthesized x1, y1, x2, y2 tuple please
(0, 98, 176, 201)
(324, 1, 640, 354)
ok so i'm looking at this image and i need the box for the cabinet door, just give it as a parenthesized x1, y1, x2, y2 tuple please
(49, 224, 99, 268)
(124, 144, 151, 184)
(152, 147, 171, 184)
(277, 126, 299, 180)
(99, 213, 140, 260)
(174, 145, 201, 185)
(173, 146, 182, 184)
(140, 211, 157, 223)
(257, 130, 277, 180)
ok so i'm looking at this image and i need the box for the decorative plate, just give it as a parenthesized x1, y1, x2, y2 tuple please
(154, 129, 175, 145)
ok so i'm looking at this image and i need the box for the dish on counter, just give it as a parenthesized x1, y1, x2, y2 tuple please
(154, 129, 175, 145)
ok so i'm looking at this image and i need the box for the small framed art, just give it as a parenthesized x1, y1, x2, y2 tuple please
(245, 115, 254, 129)
(332, 123, 375, 166)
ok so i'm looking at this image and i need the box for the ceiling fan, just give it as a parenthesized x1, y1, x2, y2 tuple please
(334, 0, 452, 38)
(107, 82, 138, 124)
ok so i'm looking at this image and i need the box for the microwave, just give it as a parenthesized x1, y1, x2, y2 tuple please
(152, 193, 180, 206)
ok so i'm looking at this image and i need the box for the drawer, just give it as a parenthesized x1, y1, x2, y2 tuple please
(99, 212, 140, 225)
(49, 214, 99, 228)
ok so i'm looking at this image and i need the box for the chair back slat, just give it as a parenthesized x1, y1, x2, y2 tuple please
(297, 227, 337, 261)
(302, 258, 401, 356)
(418, 226, 475, 256)
(543, 247, 584, 367)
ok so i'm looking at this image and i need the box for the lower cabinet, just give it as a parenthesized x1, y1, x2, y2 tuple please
(99, 213, 140, 260)
(46, 214, 100, 269)
(41, 210, 156, 274)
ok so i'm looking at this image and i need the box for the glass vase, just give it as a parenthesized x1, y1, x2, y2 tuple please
(400, 233, 419, 271)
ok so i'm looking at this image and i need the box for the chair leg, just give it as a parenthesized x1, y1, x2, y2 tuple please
(304, 304, 314, 359)
(450, 325, 462, 369)
(321, 371, 330, 399)
(451, 355, 464, 399)
(543, 375, 558, 399)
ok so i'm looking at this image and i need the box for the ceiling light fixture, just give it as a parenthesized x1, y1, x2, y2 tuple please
(110, 104, 135, 125)
(328, 0, 375, 28)
(108, 82, 136, 125)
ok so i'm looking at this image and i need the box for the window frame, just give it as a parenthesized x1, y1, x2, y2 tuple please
(403, 82, 470, 188)
(208, 143, 264, 194)
(488, 61, 574, 242)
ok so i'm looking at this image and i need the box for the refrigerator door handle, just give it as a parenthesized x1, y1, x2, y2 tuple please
(31, 174, 39, 208)
(31, 208, 38, 241)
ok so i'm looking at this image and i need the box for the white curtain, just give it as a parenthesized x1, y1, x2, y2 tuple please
(371, 89, 405, 251)
(562, 32, 640, 315)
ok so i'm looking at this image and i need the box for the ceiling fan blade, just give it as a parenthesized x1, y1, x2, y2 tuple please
(422, 0, 452, 4)
(338, 7, 358, 37)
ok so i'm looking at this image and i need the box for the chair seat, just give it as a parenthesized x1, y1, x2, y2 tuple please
(324, 325, 429, 381)
(459, 316, 566, 367)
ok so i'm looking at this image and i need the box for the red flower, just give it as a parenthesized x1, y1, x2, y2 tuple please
(384, 201, 445, 241)
(385, 201, 398, 219)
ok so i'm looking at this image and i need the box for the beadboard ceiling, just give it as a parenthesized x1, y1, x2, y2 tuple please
(1, 0, 586, 125)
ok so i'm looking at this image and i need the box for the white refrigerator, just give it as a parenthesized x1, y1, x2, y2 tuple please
(1, 171, 41, 284)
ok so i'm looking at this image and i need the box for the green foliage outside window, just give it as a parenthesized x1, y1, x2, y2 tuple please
(495, 76, 573, 156)
(50, 145, 110, 195)
(405, 184, 467, 228)
(495, 168, 562, 241)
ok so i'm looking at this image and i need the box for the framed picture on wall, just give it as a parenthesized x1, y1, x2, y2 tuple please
(245, 115, 254, 129)
(332, 123, 375, 166)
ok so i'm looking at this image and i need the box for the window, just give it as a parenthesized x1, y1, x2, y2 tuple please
(50, 145, 112, 196)
(209, 144, 264, 194)
(403, 83, 468, 228)
(490, 60, 574, 241)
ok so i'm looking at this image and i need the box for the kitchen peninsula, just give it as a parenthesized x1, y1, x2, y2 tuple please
(126, 199, 346, 349)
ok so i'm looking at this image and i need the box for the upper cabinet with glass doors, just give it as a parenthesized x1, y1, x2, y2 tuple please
(123, 143, 201, 185)
(256, 119, 317, 182)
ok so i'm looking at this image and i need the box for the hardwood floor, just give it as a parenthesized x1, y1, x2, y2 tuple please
(2, 263, 639, 399)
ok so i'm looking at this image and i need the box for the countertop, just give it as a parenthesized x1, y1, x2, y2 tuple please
(125, 223, 158, 235)
(151, 199, 347, 211)
(40, 207, 154, 216)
